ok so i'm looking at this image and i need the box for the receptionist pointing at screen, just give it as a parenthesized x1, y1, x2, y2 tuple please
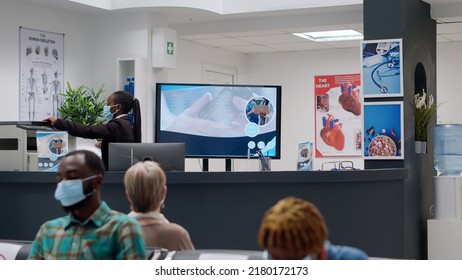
(44, 90, 142, 170)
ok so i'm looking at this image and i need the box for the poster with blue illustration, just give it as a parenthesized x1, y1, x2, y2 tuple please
(364, 101, 403, 159)
(362, 39, 402, 97)
(36, 131, 68, 171)
(297, 141, 313, 171)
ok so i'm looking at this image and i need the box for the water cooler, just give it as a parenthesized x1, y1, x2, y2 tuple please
(428, 124, 462, 259)
(433, 124, 462, 219)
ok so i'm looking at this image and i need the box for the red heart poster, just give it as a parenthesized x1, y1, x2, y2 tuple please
(314, 74, 362, 157)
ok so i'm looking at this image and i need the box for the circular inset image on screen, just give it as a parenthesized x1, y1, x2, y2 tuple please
(266, 139, 276, 150)
(48, 138, 65, 155)
(245, 96, 275, 126)
(257, 141, 266, 149)
(245, 122, 259, 137)
(247, 141, 256, 149)
(49, 153, 58, 162)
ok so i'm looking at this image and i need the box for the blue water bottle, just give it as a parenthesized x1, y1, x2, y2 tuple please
(124, 78, 130, 92)
(129, 77, 135, 95)
(434, 124, 462, 175)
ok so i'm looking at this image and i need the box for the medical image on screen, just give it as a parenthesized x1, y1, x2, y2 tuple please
(245, 97, 274, 126)
(156, 84, 281, 158)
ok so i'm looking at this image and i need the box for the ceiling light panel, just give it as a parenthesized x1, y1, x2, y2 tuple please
(293, 29, 363, 42)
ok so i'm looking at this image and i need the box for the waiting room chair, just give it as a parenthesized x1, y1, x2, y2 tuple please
(167, 249, 264, 260)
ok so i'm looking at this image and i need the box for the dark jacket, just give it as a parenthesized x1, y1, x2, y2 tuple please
(55, 115, 134, 169)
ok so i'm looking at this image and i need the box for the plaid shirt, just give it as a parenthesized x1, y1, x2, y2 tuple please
(28, 201, 146, 260)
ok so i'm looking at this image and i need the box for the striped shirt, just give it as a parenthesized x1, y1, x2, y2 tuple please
(28, 201, 146, 260)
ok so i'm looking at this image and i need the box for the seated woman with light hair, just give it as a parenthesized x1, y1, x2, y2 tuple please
(258, 196, 368, 260)
(124, 161, 194, 251)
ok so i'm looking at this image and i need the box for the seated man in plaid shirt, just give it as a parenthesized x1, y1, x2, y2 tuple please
(28, 150, 146, 260)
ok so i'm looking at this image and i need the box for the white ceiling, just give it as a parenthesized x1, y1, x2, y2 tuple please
(15, 0, 462, 54)
(171, 0, 462, 54)
(171, 6, 365, 54)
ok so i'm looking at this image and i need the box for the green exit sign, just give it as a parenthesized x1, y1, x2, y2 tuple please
(167, 41, 174, 55)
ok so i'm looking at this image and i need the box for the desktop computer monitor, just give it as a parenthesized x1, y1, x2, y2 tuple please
(108, 142, 185, 172)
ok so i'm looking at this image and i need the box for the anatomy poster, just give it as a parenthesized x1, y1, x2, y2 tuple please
(314, 74, 362, 157)
(364, 101, 403, 159)
(19, 27, 64, 121)
(362, 39, 402, 97)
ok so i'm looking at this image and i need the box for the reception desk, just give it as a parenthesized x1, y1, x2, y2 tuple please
(0, 169, 408, 258)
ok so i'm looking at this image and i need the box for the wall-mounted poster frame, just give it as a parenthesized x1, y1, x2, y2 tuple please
(314, 74, 362, 158)
(19, 27, 64, 121)
(364, 101, 404, 160)
(362, 38, 403, 98)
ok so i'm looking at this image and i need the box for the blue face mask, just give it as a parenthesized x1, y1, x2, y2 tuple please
(103, 105, 117, 121)
(54, 175, 98, 207)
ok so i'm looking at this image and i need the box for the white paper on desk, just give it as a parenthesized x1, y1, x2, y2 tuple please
(198, 253, 248, 260)
(0, 243, 22, 260)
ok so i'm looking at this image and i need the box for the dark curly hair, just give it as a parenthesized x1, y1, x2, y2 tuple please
(258, 196, 328, 259)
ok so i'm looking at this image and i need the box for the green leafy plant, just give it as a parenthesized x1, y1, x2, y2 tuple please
(413, 89, 442, 141)
(58, 82, 106, 125)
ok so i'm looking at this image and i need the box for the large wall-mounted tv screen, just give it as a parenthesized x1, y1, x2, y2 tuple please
(155, 83, 281, 159)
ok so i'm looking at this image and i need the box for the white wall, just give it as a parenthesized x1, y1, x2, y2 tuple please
(2, 1, 457, 172)
(0, 2, 157, 142)
(245, 48, 362, 171)
(163, 42, 362, 171)
(89, 12, 152, 142)
(161, 39, 250, 171)
(167, 39, 247, 84)
(437, 42, 462, 125)
(166, 40, 462, 172)
(0, 0, 93, 121)
(88, 12, 151, 91)
(0, 0, 359, 171)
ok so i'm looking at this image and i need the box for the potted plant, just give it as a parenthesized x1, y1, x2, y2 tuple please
(413, 89, 440, 154)
(58, 82, 106, 155)
(58, 82, 106, 125)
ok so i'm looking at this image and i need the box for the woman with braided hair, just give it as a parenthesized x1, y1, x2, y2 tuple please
(45, 90, 142, 170)
(258, 196, 368, 260)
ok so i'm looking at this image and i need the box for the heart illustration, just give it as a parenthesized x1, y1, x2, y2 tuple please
(338, 82, 361, 116)
(321, 114, 345, 151)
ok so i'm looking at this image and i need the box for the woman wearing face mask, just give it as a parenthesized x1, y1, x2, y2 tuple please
(44, 90, 141, 170)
